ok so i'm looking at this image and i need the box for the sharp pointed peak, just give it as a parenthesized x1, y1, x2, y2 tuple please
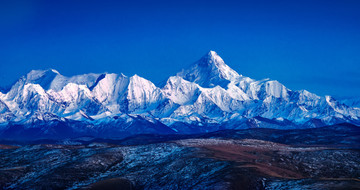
(130, 74, 150, 82)
(208, 50, 218, 56)
(176, 50, 241, 88)
(196, 51, 235, 74)
(201, 50, 223, 62)
(131, 74, 140, 78)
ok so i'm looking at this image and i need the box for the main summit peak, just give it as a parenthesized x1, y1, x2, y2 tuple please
(199, 50, 224, 66)
(176, 50, 240, 88)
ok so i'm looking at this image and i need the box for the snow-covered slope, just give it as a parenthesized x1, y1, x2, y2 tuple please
(0, 51, 359, 138)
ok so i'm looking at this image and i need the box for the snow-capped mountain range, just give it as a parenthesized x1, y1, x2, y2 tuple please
(1, 51, 359, 139)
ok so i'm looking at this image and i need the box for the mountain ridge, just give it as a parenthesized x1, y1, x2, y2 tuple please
(0, 51, 359, 139)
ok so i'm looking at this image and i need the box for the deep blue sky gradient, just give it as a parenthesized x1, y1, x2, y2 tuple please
(0, 0, 359, 97)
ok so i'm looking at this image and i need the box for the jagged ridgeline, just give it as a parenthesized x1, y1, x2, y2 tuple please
(0, 51, 359, 139)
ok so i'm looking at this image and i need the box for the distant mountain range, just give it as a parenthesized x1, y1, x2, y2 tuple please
(0, 51, 359, 139)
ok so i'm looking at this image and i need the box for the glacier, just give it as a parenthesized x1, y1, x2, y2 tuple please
(0, 51, 359, 139)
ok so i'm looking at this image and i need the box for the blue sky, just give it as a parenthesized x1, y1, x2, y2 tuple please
(0, 0, 359, 97)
